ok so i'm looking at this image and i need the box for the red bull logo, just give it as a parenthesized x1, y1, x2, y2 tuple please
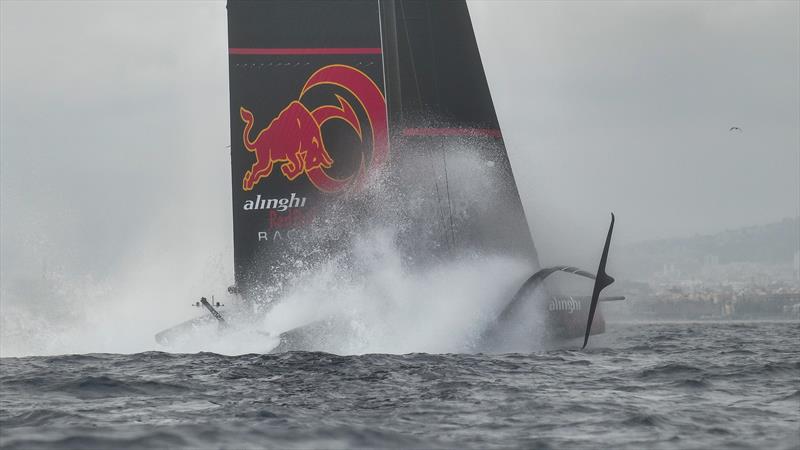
(240, 64, 388, 193)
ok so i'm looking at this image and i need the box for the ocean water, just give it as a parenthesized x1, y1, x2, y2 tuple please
(1, 321, 798, 449)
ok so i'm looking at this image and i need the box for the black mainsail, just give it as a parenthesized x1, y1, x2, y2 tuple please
(228, 1, 389, 297)
(227, 0, 538, 299)
(384, 0, 537, 263)
(145, 0, 619, 349)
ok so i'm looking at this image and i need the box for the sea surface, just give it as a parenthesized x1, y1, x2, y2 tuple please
(1, 321, 798, 449)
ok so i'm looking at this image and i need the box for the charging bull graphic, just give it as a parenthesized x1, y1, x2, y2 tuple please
(240, 64, 388, 193)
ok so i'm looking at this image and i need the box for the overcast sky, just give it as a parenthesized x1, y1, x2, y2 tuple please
(1, 0, 798, 283)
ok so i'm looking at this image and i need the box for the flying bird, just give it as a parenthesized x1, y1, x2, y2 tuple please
(729, 126, 742, 132)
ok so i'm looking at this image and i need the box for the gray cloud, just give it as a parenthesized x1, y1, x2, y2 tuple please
(470, 1, 799, 262)
(1, 1, 231, 281)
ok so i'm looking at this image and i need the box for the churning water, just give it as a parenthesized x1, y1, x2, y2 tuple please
(1, 321, 798, 449)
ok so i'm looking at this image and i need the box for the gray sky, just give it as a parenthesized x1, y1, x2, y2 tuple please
(1, 0, 798, 282)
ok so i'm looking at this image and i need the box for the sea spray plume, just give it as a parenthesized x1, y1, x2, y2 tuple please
(0, 180, 238, 357)
(0, 270, 97, 357)
(261, 228, 532, 354)
(242, 141, 541, 354)
(150, 138, 540, 355)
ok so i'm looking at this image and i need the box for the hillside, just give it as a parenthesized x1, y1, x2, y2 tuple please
(617, 217, 799, 279)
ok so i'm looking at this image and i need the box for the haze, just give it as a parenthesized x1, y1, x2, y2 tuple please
(2, 0, 798, 285)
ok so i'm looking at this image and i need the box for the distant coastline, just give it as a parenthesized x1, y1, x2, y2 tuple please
(607, 217, 799, 322)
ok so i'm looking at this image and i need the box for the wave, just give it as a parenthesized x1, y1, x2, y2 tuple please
(638, 363, 704, 379)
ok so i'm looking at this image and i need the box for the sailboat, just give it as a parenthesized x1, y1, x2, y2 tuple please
(156, 0, 623, 352)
